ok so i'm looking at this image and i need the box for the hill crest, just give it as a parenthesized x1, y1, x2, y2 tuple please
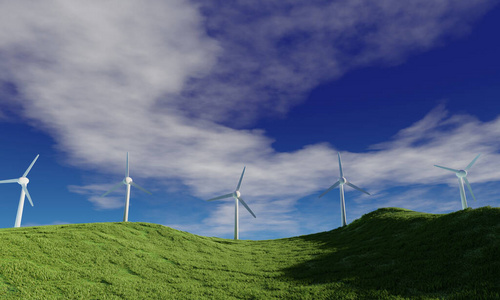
(0, 206, 498, 299)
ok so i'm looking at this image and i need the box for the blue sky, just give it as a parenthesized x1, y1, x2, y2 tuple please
(0, 1, 499, 240)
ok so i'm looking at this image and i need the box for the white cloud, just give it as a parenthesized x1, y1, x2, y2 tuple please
(0, 0, 220, 135)
(68, 184, 124, 209)
(354, 105, 500, 189)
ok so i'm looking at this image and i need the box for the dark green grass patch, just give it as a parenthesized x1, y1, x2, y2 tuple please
(0, 206, 498, 299)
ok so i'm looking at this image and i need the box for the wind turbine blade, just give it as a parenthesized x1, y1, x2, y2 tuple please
(238, 197, 256, 218)
(207, 193, 233, 201)
(102, 181, 124, 197)
(0, 179, 19, 184)
(463, 177, 477, 202)
(126, 152, 130, 177)
(23, 154, 40, 177)
(22, 185, 34, 207)
(345, 182, 370, 195)
(465, 154, 481, 171)
(434, 165, 460, 173)
(319, 181, 340, 198)
(236, 166, 246, 191)
(338, 152, 343, 178)
(131, 182, 152, 195)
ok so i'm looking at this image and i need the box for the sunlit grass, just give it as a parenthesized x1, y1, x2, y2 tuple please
(0, 206, 498, 299)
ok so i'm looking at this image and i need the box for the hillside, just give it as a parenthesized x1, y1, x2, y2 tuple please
(0, 207, 498, 299)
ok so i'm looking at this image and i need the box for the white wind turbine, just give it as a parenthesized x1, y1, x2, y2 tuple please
(434, 154, 481, 210)
(101, 152, 152, 222)
(207, 166, 256, 240)
(0, 154, 40, 228)
(319, 152, 370, 227)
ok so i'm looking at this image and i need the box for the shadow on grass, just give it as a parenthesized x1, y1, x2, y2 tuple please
(281, 207, 500, 299)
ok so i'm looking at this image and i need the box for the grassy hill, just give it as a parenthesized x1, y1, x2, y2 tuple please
(0, 207, 498, 299)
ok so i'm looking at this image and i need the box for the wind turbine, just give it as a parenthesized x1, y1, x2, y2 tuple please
(434, 154, 481, 210)
(319, 152, 370, 227)
(0, 154, 39, 228)
(101, 152, 152, 222)
(207, 166, 256, 240)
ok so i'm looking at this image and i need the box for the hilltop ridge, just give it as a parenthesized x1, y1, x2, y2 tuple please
(0, 206, 498, 299)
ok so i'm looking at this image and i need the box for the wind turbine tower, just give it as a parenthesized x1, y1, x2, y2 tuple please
(0, 154, 40, 227)
(319, 152, 370, 227)
(434, 154, 481, 210)
(101, 152, 152, 222)
(207, 166, 256, 240)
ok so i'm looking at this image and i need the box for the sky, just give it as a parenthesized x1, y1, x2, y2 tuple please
(0, 0, 499, 240)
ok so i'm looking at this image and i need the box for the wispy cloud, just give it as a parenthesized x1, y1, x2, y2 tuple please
(68, 184, 124, 210)
(173, 0, 497, 125)
(166, 105, 500, 237)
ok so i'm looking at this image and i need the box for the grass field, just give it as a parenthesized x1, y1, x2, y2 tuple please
(0, 206, 498, 299)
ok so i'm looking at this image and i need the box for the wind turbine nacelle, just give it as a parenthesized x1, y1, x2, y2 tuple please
(124, 177, 133, 184)
(234, 191, 241, 198)
(339, 177, 347, 185)
(456, 170, 467, 178)
(18, 177, 29, 185)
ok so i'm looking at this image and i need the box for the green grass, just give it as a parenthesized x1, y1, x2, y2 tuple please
(0, 206, 498, 299)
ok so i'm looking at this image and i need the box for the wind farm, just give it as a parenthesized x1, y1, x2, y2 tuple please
(0, 151, 496, 300)
(0, 152, 491, 233)
(1, 1, 500, 299)
(1, 0, 500, 242)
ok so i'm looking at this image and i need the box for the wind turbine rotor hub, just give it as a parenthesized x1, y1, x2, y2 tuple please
(124, 177, 133, 184)
(339, 177, 347, 185)
(18, 177, 29, 185)
(234, 191, 241, 198)
(456, 170, 467, 178)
